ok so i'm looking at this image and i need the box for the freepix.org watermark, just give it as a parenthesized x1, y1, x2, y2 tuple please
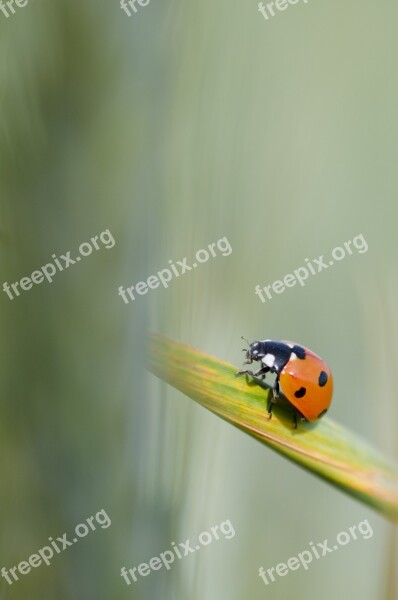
(120, 518, 235, 585)
(1, 509, 111, 586)
(118, 236, 232, 304)
(0, 0, 30, 19)
(120, 0, 150, 16)
(258, 518, 373, 586)
(2, 229, 115, 300)
(255, 233, 368, 303)
(258, 0, 309, 21)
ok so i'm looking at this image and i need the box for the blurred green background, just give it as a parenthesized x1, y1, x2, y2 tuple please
(0, 0, 397, 598)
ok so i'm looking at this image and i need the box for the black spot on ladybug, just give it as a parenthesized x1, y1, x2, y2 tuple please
(294, 387, 306, 398)
(318, 371, 328, 387)
(292, 345, 306, 359)
(317, 408, 328, 419)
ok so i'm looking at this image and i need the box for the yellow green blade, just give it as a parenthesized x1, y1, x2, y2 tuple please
(148, 332, 398, 521)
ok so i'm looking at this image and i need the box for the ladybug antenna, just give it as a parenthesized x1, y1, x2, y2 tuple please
(241, 336, 250, 351)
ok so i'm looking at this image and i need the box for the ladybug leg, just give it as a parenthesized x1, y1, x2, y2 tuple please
(292, 411, 306, 429)
(236, 368, 254, 377)
(272, 377, 280, 400)
(266, 397, 274, 419)
(236, 366, 269, 378)
(266, 376, 280, 420)
(253, 366, 269, 379)
(267, 400, 275, 419)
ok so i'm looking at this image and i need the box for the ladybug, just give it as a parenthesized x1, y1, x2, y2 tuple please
(236, 338, 333, 427)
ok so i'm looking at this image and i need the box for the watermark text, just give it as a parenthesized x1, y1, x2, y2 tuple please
(259, 518, 373, 585)
(118, 236, 232, 304)
(1, 509, 111, 585)
(255, 233, 368, 302)
(121, 518, 236, 584)
(3, 229, 115, 300)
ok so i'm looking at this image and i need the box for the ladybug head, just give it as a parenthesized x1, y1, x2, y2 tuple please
(241, 337, 262, 363)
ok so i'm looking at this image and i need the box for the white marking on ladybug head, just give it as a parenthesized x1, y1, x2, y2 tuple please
(262, 353, 275, 368)
(290, 352, 298, 361)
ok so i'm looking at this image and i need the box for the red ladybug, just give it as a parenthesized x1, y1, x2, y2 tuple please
(237, 339, 333, 427)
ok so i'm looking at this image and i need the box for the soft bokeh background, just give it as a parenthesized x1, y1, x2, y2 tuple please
(1, 0, 397, 598)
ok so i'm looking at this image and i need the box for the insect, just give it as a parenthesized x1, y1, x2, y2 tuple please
(236, 338, 333, 427)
